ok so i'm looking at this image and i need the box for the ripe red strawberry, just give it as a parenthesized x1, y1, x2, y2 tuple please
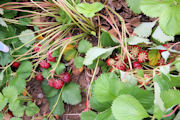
(157, 58, 165, 66)
(40, 60, 50, 69)
(133, 62, 142, 69)
(137, 51, 148, 63)
(47, 52, 56, 62)
(130, 45, 141, 58)
(35, 73, 44, 81)
(124, 56, 133, 63)
(114, 62, 126, 71)
(60, 72, 71, 83)
(33, 43, 41, 52)
(53, 79, 64, 89)
(12, 62, 20, 68)
(106, 58, 115, 66)
(48, 79, 55, 87)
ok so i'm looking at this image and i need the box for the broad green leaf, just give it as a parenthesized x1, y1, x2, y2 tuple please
(0, 71, 4, 81)
(156, 74, 172, 91)
(78, 40, 92, 53)
(169, 75, 180, 87)
(19, 29, 35, 47)
(120, 70, 137, 86)
(50, 63, 65, 75)
(0, 17, 7, 27)
(64, 49, 77, 61)
(134, 21, 156, 37)
(154, 104, 164, 120)
(96, 108, 116, 120)
(2, 86, 18, 103)
(76, 2, 104, 18)
(9, 76, 26, 94)
(25, 101, 39, 116)
(100, 32, 118, 47)
(3, 9, 17, 19)
(42, 68, 51, 78)
(94, 73, 125, 103)
(9, 100, 25, 117)
(0, 52, 13, 67)
(62, 82, 82, 105)
(17, 61, 32, 79)
(152, 26, 174, 43)
(81, 111, 97, 120)
(148, 50, 161, 66)
(90, 96, 111, 112)
(10, 117, 22, 120)
(48, 95, 65, 116)
(0, 93, 8, 111)
(127, 36, 151, 45)
(112, 95, 149, 120)
(140, 0, 168, 18)
(140, 0, 180, 35)
(83, 47, 115, 65)
(118, 86, 154, 110)
(41, 80, 59, 98)
(74, 56, 84, 68)
(126, 0, 142, 14)
(159, 4, 180, 35)
(161, 89, 180, 109)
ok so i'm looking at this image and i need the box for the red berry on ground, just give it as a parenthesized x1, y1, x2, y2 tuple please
(60, 72, 71, 83)
(114, 62, 126, 71)
(47, 52, 56, 62)
(106, 58, 115, 66)
(40, 60, 50, 69)
(35, 73, 44, 81)
(53, 79, 64, 89)
(133, 61, 142, 69)
(48, 79, 55, 87)
(33, 43, 41, 52)
(12, 62, 20, 68)
(130, 45, 141, 58)
(137, 51, 148, 63)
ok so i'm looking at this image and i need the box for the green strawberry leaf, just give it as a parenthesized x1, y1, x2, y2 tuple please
(112, 95, 149, 120)
(140, 0, 180, 35)
(0, 52, 13, 67)
(9, 76, 26, 94)
(126, 0, 142, 14)
(96, 108, 116, 120)
(17, 61, 32, 79)
(76, 2, 104, 18)
(74, 56, 84, 68)
(152, 26, 174, 43)
(127, 36, 151, 45)
(25, 101, 39, 116)
(90, 96, 111, 112)
(161, 89, 180, 109)
(48, 95, 65, 116)
(18, 29, 35, 47)
(62, 82, 82, 105)
(10, 117, 22, 120)
(83, 47, 115, 65)
(94, 73, 125, 103)
(0, 93, 8, 111)
(134, 21, 156, 38)
(81, 111, 97, 120)
(78, 40, 92, 53)
(2, 86, 18, 103)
